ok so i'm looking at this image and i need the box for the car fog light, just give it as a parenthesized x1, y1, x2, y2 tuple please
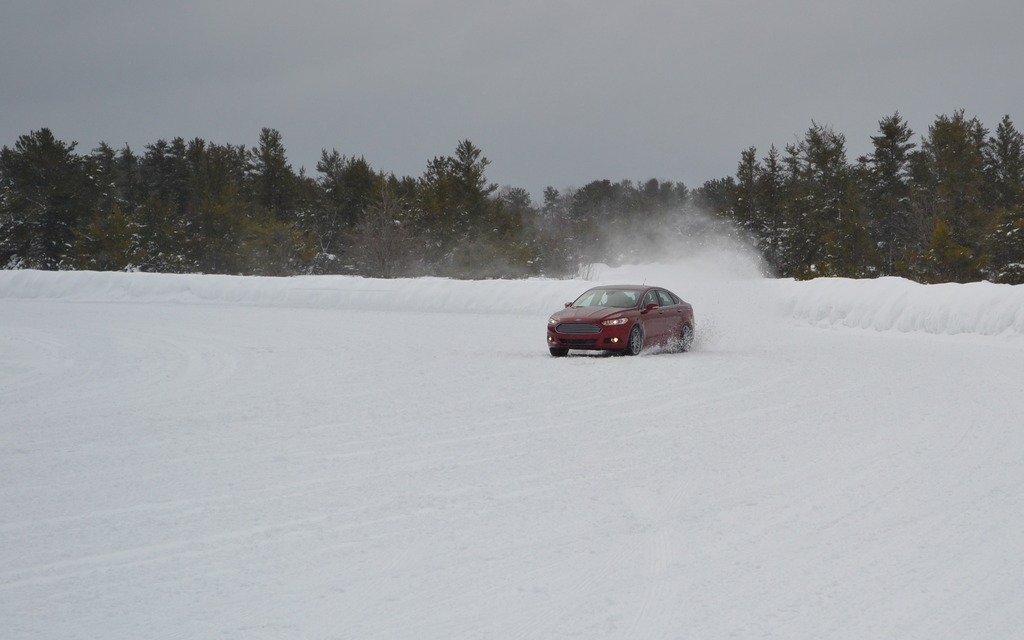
(548, 335, 554, 343)
(609, 337, 619, 343)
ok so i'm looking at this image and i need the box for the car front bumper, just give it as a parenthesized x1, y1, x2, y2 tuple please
(547, 323, 632, 351)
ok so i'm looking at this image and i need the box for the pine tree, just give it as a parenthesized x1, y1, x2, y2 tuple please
(987, 208, 1024, 283)
(691, 178, 735, 216)
(982, 115, 1024, 282)
(71, 205, 144, 271)
(984, 115, 1024, 210)
(141, 138, 192, 212)
(88, 142, 119, 215)
(249, 128, 296, 222)
(310, 150, 382, 273)
(536, 187, 578, 277)
(915, 218, 979, 283)
(0, 129, 93, 269)
(921, 111, 992, 261)
(861, 112, 916, 275)
(734, 147, 760, 235)
(416, 139, 498, 276)
(758, 146, 787, 275)
(115, 145, 145, 216)
(784, 122, 877, 278)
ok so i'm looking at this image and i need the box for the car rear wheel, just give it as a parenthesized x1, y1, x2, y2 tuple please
(549, 347, 569, 357)
(625, 326, 643, 356)
(678, 323, 695, 352)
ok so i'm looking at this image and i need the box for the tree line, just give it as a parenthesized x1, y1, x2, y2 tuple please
(2, 110, 1022, 283)
(710, 110, 1024, 284)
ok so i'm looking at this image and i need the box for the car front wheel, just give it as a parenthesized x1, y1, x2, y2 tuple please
(625, 325, 643, 356)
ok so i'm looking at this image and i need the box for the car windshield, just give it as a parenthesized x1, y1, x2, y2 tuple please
(572, 289, 640, 309)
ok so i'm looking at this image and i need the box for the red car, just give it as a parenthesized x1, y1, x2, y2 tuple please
(547, 285, 695, 357)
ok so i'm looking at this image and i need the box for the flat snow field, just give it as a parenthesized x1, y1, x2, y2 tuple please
(2, 266, 1024, 640)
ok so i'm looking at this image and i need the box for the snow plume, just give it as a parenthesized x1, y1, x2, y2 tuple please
(592, 206, 768, 282)
(581, 207, 774, 350)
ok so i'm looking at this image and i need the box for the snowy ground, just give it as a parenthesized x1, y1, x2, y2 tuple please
(2, 260, 1024, 640)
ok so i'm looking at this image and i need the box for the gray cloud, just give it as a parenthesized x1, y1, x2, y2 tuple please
(3, 0, 1022, 199)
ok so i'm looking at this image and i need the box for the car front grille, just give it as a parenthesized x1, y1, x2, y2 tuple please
(556, 322, 601, 335)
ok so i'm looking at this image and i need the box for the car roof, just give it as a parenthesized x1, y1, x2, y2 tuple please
(588, 284, 654, 291)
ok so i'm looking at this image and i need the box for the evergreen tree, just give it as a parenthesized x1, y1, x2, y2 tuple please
(115, 145, 145, 216)
(758, 145, 787, 274)
(920, 110, 992, 264)
(734, 147, 760, 234)
(637, 178, 688, 214)
(535, 187, 578, 277)
(310, 149, 382, 272)
(416, 139, 498, 276)
(0, 129, 93, 269)
(71, 205, 144, 271)
(141, 138, 192, 212)
(317, 150, 378, 226)
(982, 116, 1024, 282)
(88, 142, 120, 215)
(249, 128, 296, 222)
(731, 147, 782, 270)
(783, 122, 876, 277)
(986, 207, 1024, 283)
(133, 196, 194, 273)
(570, 179, 620, 264)
(915, 218, 976, 283)
(860, 112, 916, 275)
(692, 178, 735, 216)
(985, 115, 1024, 211)
(485, 186, 535, 278)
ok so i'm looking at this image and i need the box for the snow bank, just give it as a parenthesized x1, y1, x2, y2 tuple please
(2, 268, 1023, 338)
(0, 269, 583, 315)
(768, 276, 1024, 338)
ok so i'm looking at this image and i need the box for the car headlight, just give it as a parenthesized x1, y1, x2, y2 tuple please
(602, 318, 628, 326)
(549, 317, 558, 325)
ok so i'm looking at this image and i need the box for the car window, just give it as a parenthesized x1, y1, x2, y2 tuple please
(572, 291, 600, 307)
(642, 291, 658, 307)
(575, 290, 612, 307)
(605, 290, 638, 308)
(657, 290, 676, 306)
(574, 289, 639, 308)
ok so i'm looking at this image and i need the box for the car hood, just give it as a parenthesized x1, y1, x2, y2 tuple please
(552, 306, 629, 322)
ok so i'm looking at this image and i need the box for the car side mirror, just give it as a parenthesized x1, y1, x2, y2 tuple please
(642, 302, 658, 314)
(564, 302, 573, 308)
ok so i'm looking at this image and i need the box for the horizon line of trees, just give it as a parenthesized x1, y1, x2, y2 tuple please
(2, 109, 1022, 284)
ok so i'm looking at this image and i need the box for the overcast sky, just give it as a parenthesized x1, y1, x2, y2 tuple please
(3, 0, 1022, 199)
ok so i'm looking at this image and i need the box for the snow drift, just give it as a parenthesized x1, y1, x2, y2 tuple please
(767, 276, 1024, 338)
(2, 267, 1022, 338)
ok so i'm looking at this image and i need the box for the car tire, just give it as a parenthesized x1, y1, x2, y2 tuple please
(625, 326, 643, 356)
(549, 347, 569, 357)
(678, 323, 695, 352)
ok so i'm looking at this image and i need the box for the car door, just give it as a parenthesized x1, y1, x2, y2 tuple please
(639, 289, 670, 343)
(655, 289, 685, 339)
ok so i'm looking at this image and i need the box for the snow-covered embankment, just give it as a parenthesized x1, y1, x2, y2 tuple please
(1, 268, 1022, 338)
